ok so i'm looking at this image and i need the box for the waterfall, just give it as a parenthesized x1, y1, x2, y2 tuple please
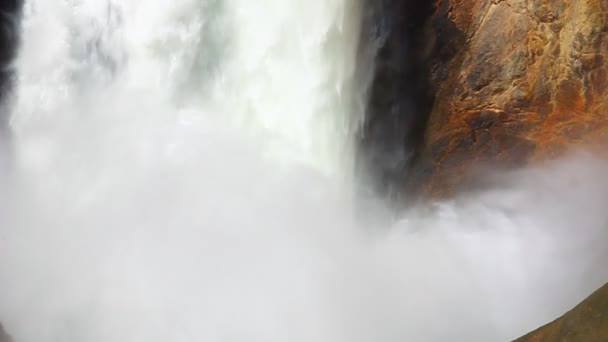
(11, 0, 364, 178)
(0, 1, 608, 342)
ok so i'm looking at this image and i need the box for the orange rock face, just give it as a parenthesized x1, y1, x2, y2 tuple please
(410, 0, 608, 197)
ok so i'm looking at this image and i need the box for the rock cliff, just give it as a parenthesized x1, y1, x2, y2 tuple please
(410, 0, 608, 338)
(360, 2, 608, 336)
(408, 0, 608, 197)
(514, 282, 608, 341)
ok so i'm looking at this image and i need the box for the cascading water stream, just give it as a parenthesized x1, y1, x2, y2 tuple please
(12, 0, 364, 178)
(1, 1, 608, 342)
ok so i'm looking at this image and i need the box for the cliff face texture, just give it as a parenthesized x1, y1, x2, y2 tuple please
(514, 283, 608, 341)
(408, 0, 608, 196)
(401, 0, 608, 338)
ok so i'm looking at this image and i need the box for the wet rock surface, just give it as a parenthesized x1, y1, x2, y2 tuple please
(356, 0, 436, 202)
(360, 3, 608, 334)
(360, 0, 608, 198)
(409, 0, 608, 197)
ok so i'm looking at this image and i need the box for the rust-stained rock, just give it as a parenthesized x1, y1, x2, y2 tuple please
(514, 282, 608, 342)
(409, 0, 608, 197)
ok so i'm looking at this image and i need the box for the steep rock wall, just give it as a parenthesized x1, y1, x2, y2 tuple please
(404, 2, 608, 335)
(357, 0, 435, 201)
(514, 282, 608, 341)
(405, 0, 608, 197)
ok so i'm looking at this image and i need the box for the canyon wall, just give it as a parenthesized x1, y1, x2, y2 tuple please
(406, 0, 608, 197)
(514, 282, 608, 341)
(400, 0, 608, 338)
(357, 0, 435, 200)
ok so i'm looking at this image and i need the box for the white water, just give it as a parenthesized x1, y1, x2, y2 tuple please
(1, 1, 608, 341)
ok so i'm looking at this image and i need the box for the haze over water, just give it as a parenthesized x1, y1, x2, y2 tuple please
(0, 1, 607, 341)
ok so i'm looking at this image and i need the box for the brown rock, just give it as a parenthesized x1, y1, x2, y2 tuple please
(411, 0, 608, 197)
(514, 282, 608, 342)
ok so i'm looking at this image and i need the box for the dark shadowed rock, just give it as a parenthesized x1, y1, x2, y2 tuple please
(356, 0, 435, 201)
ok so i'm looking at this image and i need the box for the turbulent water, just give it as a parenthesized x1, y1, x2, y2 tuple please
(1, 1, 608, 341)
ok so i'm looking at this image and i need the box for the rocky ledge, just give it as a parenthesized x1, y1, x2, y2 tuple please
(514, 282, 608, 341)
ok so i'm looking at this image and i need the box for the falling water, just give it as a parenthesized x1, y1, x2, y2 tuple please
(1, 1, 608, 342)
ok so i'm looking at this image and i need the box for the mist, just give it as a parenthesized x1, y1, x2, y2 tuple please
(0, 0, 607, 341)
